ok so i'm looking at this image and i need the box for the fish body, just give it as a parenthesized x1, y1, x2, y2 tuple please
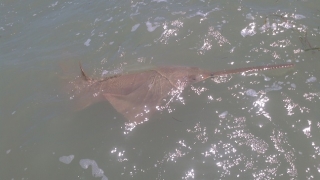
(68, 63, 294, 123)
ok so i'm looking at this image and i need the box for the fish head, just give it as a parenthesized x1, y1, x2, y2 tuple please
(183, 67, 213, 84)
(157, 66, 213, 88)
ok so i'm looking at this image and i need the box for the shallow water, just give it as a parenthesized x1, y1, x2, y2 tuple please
(1, 0, 320, 179)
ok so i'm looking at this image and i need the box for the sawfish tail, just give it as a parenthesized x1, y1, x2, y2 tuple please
(60, 61, 104, 111)
(79, 62, 92, 81)
(211, 63, 294, 76)
(74, 63, 105, 111)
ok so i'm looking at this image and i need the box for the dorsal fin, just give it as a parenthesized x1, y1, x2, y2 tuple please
(79, 62, 91, 81)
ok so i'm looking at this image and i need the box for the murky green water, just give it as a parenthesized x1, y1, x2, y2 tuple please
(1, 0, 320, 179)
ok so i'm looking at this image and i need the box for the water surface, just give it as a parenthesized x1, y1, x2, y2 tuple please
(1, 0, 320, 179)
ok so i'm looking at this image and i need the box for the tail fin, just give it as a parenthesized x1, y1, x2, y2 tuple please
(79, 62, 91, 81)
(58, 61, 104, 111)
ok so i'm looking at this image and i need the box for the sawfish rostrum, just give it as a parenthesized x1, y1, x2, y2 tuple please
(67, 63, 294, 124)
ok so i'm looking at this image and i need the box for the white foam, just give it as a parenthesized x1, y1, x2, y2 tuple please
(145, 21, 160, 32)
(154, 17, 165, 21)
(262, 74, 271, 81)
(79, 159, 108, 180)
(94, 18, 101, 23)
(246, 89, 257, 97)
(48, 1, 58, 8)
(152, 0, 167, 2)
(102, 70, 109, 77)
(294, 14, 306, 20)
(246, 13, 254, 20)
(303, 126, 311, 137)
(84, 39, 91, 46)
(306, 76, 317, 83)
(229, 47, 235, 53)
(241, 23, 256, 37)
(271, 23, 277, 30)
(265, 82, 282, 92)
(106, 17, 113, 22)
(171, 11, 186, 15)
(187, 8, 220, 18)
(219, 111, 228, 118)
(131, 23, 140, 32)
(59, 155, 74, 164)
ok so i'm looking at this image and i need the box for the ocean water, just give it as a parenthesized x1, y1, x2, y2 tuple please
(1, 0, 320, 179)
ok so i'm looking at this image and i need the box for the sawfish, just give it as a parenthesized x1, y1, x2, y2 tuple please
(66, 63, 294, 124)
